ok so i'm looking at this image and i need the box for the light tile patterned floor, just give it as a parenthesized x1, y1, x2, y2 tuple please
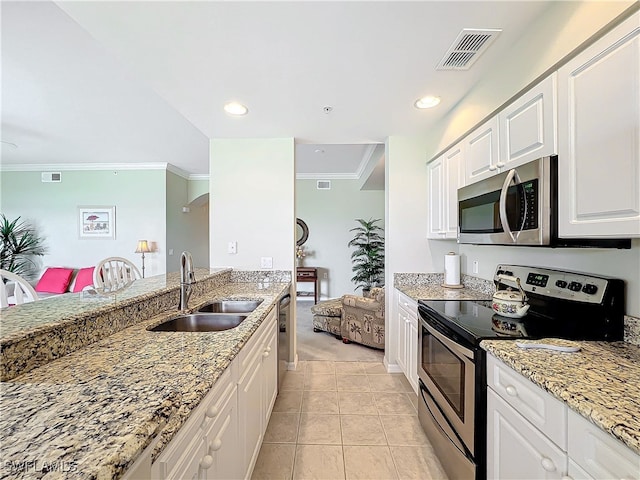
(251, 361, 448, 480)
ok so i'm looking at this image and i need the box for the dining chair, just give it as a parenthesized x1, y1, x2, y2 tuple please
(93, 257, 142, 290)
(0, 269, 39, 307)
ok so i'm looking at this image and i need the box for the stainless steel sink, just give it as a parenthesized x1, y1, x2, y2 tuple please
(148, 313, 248, 332)
(197, 299, 263, 313)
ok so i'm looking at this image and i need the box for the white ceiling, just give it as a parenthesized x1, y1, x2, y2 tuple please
(1, 1, 558, 179)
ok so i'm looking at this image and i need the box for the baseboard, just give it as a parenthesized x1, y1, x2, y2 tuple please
(383, 356, 402, 373)
(286, 354, 299, 371)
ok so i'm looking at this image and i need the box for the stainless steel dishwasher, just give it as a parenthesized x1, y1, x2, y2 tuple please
(277, 293, 291, 389)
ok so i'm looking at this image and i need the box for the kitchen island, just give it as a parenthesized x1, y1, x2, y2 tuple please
(0, 269, 290, 479)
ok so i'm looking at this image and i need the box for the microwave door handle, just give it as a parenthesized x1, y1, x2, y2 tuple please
(499, 168, 522, 242)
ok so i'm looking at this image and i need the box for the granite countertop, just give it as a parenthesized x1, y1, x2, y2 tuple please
(394, 272, 494, 301)
(482, 339, 640, 455)
(0, 280, 289, 480)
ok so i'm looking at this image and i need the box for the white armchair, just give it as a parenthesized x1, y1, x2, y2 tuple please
(0, 269, 39, 307)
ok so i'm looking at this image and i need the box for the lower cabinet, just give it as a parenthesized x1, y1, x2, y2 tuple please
(149, 306, 278, 480)
(487, 353, 640, 480)
(395, 290, 418, 394)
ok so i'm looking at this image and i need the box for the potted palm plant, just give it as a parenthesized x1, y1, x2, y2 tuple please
(348, 218, 385, 295)
(0, 214, 47, 280)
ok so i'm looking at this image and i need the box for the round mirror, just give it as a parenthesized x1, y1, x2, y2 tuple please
(296, 218, 309, 246)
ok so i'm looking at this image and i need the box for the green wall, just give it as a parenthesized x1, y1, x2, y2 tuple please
(0, 169, 167, 275)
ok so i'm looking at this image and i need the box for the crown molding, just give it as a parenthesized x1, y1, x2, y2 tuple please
(0, 162, 170, 172)
(188, 174, 210, 181)
(296, 172, 358, 180)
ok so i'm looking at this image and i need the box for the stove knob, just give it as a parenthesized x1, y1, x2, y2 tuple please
(568, 282, 582, 292)
(582, 284, 598, 295)
(555, 280, 567, 289)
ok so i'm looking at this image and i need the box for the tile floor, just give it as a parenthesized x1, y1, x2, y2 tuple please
(251, 361, 447, 480)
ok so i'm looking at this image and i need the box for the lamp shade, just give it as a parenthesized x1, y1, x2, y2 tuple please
(135, 240, 151, 253)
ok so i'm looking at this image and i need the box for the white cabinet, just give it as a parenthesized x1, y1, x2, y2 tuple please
(487, 389, 567, 479)
(150, 305, 278, 480)
(568, 409, 640, 480)
(464, 116, 500, 185)
(152, 366, 239, 480)
(487, 353, 640, 480)
(558, 11, 640, 238)
(427, 143, 463, 239)
(238, 306, 278, 478)
(499, 73, 557, 170)
(395, 290, 418, 394)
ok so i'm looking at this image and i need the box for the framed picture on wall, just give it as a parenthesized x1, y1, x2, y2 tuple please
(78, 206, 115, 239)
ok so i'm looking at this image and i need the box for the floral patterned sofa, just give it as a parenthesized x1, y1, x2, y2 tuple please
(310, 287, 385, 350)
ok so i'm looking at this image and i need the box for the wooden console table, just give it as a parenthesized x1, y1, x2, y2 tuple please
(296, 267, 318, 304)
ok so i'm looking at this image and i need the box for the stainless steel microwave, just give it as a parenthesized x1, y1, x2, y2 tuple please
(457, 156, 630, 248)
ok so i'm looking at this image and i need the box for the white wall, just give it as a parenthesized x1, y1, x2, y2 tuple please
(296, 179, 384, 298)
(209, 138, 295, 270)
(166, 171, 209, 272)
(0, 168, 167, 277)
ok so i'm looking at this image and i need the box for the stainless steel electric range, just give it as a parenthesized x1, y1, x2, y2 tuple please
(417, 264, 625, 480)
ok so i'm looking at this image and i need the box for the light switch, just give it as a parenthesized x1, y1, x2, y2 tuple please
(228, 241, 237, 254)
(260, 257, 273, 268)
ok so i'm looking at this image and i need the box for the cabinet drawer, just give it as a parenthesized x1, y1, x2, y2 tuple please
(487, 354, 567, 449)
(568, 409, 640, 480)
(397, 292, 417, 322)
(237, 306, 276, 374)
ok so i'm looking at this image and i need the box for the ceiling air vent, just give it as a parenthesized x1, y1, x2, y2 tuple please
(436, 28, 501, 71)
(317, 180, 331, 190)
(41, 172, 62, 183)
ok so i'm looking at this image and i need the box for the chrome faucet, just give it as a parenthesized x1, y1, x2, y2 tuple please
(179, 251, 196, 311)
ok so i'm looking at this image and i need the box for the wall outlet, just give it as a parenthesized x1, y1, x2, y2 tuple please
(168, 249, 174, 256)
(228, 241, 237, 254)
(260, 257, 273, 269)
(472, 260, 479, 274)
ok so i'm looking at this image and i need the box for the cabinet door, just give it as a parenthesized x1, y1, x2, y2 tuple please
(558, 11, 640, 238)
(238, 349, 263, 479)
(567, 409, 640, 480)
(464, 116, 500, 185)
(487, 389, 567, 480)
(262, 326, 278, 428)
(396, 302, 408, 373)
(407, 318, 418, 395)
(499, 73, 557, 169)
(444, 145, 463, 238)
(427, 156, 446, 238)
(203, 387, 240, 480)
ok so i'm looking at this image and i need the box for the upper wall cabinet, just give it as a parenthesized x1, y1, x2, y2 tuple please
(428, 143, 463, 239)
(558, 11, 640, 238)
(464, 116, 500, 185)
(498, 74, 557, 170)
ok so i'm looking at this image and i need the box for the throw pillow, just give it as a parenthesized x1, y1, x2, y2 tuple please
(72, 267, 95, 292)
(35, 267, 74, 294)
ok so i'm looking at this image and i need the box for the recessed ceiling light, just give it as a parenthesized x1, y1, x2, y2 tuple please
(224, 102, 248, 116)
(414, 96, 441, 109)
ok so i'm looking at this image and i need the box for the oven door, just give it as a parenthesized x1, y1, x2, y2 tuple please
(418, 316, 476, 458)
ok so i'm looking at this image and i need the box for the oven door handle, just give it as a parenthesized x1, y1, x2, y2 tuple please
(419, 380, 476, 464)
(422, 318, 474, 360)
(499, 168, 525, 242)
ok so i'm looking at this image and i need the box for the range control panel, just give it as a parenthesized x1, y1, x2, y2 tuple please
(495, 265, 609, 304)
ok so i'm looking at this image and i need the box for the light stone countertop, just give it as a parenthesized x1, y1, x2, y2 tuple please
(482, 339, 640, 455)
(0, 279, 290, 480)
(394, 272, 494, 301)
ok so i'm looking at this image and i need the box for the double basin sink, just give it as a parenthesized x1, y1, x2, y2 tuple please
(148, 300, 263, 332)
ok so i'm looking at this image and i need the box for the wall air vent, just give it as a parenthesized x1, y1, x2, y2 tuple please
(41, 172, 62, 183)
(436, 28, 502, 70)
(317, 180, 331, 190)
